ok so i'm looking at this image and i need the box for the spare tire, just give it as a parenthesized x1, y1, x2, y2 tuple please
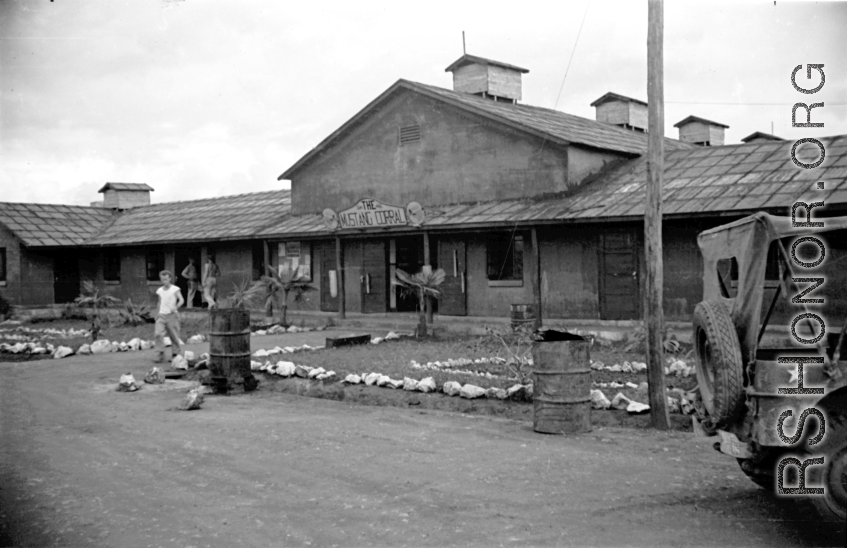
(692, 300, 745, 426)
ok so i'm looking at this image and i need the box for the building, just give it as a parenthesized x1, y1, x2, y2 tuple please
(2, 54, 846, 327)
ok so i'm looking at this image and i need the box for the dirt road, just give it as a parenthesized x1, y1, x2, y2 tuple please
(1, 350, 843, 547)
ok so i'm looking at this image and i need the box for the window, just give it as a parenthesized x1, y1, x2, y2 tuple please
(146, 247, 165, 281)
(278, 241, 311, 281)
(487, 233, 523, 285)
(718, 243, 782, 297)
(104, 249, 120, 282)
(0, 247, 6, 283)
(252, 241, 265, 281)
(716, 257, 739, 298)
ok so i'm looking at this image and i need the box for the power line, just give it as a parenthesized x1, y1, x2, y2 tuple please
(553, 1, 591, 110)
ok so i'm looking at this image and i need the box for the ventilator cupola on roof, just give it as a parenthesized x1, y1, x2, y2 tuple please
(590, 92, 648, 133)
(96, 182, 154, 210)
(444, 54, 528, 104)
(673, 115, 729, 147)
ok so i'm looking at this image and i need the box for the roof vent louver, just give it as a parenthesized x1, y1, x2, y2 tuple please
(399, 124, 421, 145)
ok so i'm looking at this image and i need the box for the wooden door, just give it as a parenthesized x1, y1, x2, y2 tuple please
(53, 252, 80, 304)
(600, 232, 639, 320)
(361, 240, 387, 314)
(319, 242, 338, 312)
(437, 238, 467, 316)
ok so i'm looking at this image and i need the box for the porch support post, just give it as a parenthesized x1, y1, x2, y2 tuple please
(531, 228, 542, 330)
(336, 236, 346, 320)
(262, 240, 270, 276)
(422, 231, 433, 323)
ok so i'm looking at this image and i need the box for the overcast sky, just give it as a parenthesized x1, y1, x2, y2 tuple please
(1, 0, 845, 206)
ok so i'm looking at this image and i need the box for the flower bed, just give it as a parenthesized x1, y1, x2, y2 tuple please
(244, 332, 701, 417)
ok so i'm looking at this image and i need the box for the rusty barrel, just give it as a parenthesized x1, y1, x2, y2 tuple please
(530, 338, 592, 434)
(209, 308, 252, 391)
(510, 303, 536, 331)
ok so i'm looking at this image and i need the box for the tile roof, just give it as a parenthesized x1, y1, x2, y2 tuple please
(741, 131, 785, 143)
(280, 79, 693, 180)
(263, 135, 847, 237)
(674, 115, 729, 129)
(5, 140, 845, 247)
(408, 81, 693, 154)
(84, 191, 291, 246)
(0, 202, 116, 246)
(444, 54, 530, 74)
(98, 182, 155, 193)
(590, 92, 648, 107)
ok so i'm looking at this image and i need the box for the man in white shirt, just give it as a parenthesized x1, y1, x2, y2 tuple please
(154, 270, 185, 363)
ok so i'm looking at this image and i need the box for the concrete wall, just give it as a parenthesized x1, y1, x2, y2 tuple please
(19, 247, 54, 306)
(265, 239, 323, 315)
(80, 247, 174, 308)
(290, 90, 570, 215)
(662, 221, 706, 321)
(465, 233, 535, 317)
(0, 224, 21, 305)
(73, 240, 325, 318)
(539, 226, 601, 319)
(567, 146, 628, 189)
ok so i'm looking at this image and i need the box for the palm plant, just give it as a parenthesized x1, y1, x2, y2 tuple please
(224, 277, 264, 309)
(74, 280, 122, 342)
(391, 268, 445, 337)
(252, 266, 316, 326)
(120, 297, 153, 326)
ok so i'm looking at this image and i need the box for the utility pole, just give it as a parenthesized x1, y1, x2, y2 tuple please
(646, 0, 671, 429)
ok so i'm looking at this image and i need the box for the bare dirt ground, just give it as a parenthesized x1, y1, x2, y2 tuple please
(1, 342, 844, 548)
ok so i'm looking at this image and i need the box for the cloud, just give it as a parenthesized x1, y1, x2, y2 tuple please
(1, 0, 845, 205)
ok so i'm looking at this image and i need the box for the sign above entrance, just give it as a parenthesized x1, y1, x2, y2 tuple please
(323, 199, 426, 231)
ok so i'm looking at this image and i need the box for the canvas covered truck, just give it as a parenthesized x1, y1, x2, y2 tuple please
(692, 211, 847, 521)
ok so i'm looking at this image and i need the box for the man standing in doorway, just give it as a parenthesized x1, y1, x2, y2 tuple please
(203, 256, 221, 308)
(181, 258, 199, 308)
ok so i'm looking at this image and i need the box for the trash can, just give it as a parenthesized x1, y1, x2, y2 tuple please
(208, 308, 254, 393)
(530, 333, 592, 434)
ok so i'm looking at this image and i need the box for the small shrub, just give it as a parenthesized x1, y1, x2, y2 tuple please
(0, 294, 11, 319)
(624, 324, 684, 354)
(60, 303, 88, 321)
(120, 298, 154, 326)
(74, 280, 122, 342)
(484, 324, 539, 385)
